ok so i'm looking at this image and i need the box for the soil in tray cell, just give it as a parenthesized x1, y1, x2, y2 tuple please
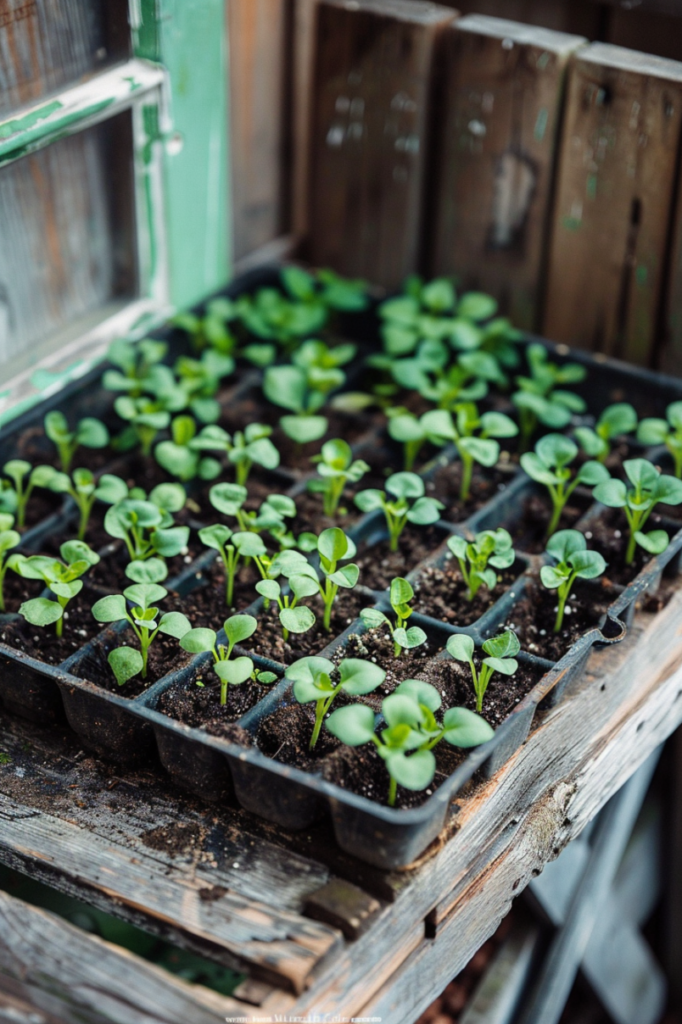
(0, 588, 106, 665)
(419, 654, 547, 730)
(12, 422, 115, 476)
(507, 490, 592, 554)
(321, 725, 469, 810)
(332, 628, 445, 705)
(180, 557, 262, 627)
(293, 489, 364, 535)
(85, 538, 204, 595)
(429, 456, 517, 524)
(354, 525, 443, 591)
(250, 590, 366, 665)
(411, 560, 523, 627)
(156, 670, 270, 740)
(256, 699, 343, 772)
(504, 578, 615, 662)
(581, 508, 677, 587)
(0, 571, 44, 616)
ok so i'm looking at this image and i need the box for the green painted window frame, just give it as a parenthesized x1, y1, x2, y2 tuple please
(0, 0, 230, 429)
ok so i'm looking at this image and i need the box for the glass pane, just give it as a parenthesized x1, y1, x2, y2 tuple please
(0, 111, 137, 371)
(0, 0, 130, 116)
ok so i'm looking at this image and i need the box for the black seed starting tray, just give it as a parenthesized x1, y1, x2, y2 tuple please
(1, 267, 681, 869)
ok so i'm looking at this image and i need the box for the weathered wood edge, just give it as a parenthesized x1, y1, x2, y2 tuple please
(454, 14, 586, 53)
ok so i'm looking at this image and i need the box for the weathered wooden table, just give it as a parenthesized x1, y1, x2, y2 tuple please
(1, 588, 682, 1024)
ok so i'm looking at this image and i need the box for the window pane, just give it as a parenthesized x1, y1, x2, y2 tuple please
(0, 0, 130, 116)
(0, 111, 137, 370)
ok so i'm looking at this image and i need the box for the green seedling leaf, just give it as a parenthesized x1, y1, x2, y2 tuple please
(108, 647, 144, 687)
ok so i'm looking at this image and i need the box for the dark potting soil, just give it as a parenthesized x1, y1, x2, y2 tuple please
(249, 590, 367, 665)
(13, 423, 115, 475)
(335, 628, 444, 707)
(0, 589, 105, 665)
(411, 560, 523, 626)
(419, 654, 548, 730)
(86, 537, 204, 594)
(504, 579, 615, 662)
(0, 570, 43, 615)
(179, 556, 262, 627)
(580, 507, 674, 587)
(256, 700, 342, 771)
(156, 669, 272, 737)
(293, 490, 363, 534)
(430, 458, 516, 524)
(509, 491, 592, 554)
(321, 735, 469, 810)
(70, 624, 193, 697)
(354, 526, 443, 591)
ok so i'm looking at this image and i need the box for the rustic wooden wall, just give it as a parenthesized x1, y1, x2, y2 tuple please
(228, 0, 292, 262)
(304, 0, 456, 290)
(543, 44, 682, 364)
(429, 16, 585, 332)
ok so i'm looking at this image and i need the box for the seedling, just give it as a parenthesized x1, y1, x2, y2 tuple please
(355, 472, 444, 551)
(263, 341, 355, 443)
(103, 338, 168, 396)
(541, 530, 606, 633)
(43, 467, 122, 541)
(447, 529, 515, 602)
(172, 297, 238, 355)
(378, 277, 457, 356)
(360, 577, 426, 657)
(379, 343, 506, 414)
(13, 541, 99, 637)
(43, 411, 109, 474)
(199, 524, 266, 606)
(449, 404, 518, 501)
(0, 515, 20, 612)
(593, 458, 682, 564)
(638, 402, 682, 478)
(228, 423, 280, 486)
(209, 482, 296, 540)
(155, 417, 229, 481)
(91, 583, 191, 686)
(309, 528, 359, 632)
(513, 343, 587, 449)
(386, 409, 455, 472)
(256, 577, 317, 641)
(114, 396, 171, 456)
(173, 349, 235, 423)
(308, 439, 369, 515)
(288, 655, 386, 749)
(104, 497, 190, 583)
(326, 680, 493, 806)
(1, 461, 56, 529)
(575, 403, 637, 464)
(237, 283, 327, 353)
(180, 615, 275, 704)
(520, 434, 610, 537)
(446, 630, 520, 713)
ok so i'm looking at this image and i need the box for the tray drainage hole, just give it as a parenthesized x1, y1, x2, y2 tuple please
(636, 721, 645, 733)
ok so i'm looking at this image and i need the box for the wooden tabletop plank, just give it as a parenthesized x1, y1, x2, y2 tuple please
(430, 16, 585, 331)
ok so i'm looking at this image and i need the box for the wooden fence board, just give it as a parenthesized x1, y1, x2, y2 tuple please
(430, 15, 585, 330)
(543, 43, 682, 364)
(305, 0, 456, 289)
(228, 0, 291, 262)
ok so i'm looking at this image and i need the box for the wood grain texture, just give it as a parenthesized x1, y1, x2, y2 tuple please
(0, 889, 253, 1024)
(0, 0, 128, 116)
(229, 0, 290, 261)
(305, 0, 456, 289)
(292, 0, 318, 240)
(430, 16, 585, 331)
(0, 114, 136, 368)
(543, 43, 682, 365)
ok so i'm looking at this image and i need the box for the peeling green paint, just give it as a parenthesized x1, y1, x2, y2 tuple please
(0, 100, 63, 139)
(534, 108, 548, 142)
(0, 99, 114, 159)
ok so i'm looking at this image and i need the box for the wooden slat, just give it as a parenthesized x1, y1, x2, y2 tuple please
(430, 16, 585, 331)
(0, 889, 256, 1024)
(228, 0, 290, 261)
(292, 0, 318, 241)
(443, 1, 602, 37)
(305, 0, 456, 289)
(543, 43, 682, 365)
